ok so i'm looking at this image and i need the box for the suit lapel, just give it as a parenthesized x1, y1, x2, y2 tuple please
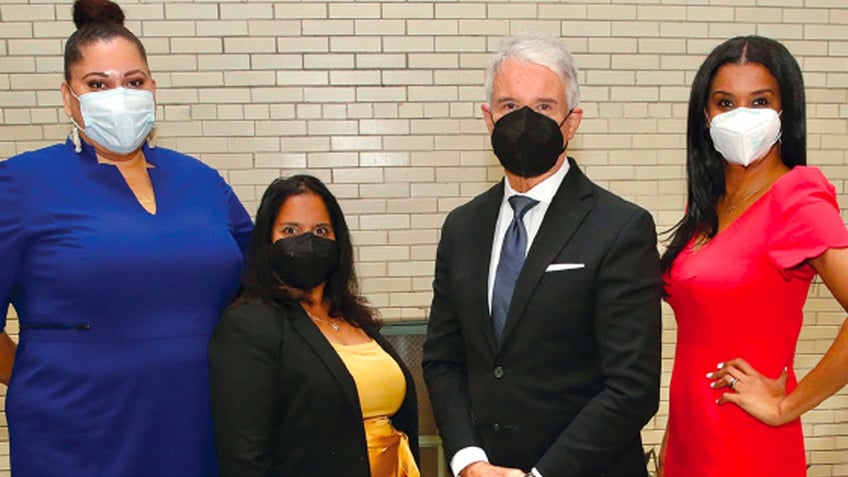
(290, 307, 362, 413)
(469, 182, 505, 351)
(499, 159, 594, 347)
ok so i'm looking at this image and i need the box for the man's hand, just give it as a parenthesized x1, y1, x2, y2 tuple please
(460, 461, 527, 477)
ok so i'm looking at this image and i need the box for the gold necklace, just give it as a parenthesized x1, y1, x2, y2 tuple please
(305, 310, 341, 332)
(719, 174, 778, 216)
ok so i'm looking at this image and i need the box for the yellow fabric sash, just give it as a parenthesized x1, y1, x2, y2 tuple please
(364, 416, 420, 477)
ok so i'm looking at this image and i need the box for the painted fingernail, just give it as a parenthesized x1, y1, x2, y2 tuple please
(717, 362, 725, 369)
(710, 382, 717, 388)
(706, 372, 715, 379)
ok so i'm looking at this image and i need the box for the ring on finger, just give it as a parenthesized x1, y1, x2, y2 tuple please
(728, 377, 737, 389)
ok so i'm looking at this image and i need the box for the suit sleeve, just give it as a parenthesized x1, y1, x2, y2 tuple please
(537, 208, 662, 475)
(422, 210, 484, 460)
(209, 306, 280, 476)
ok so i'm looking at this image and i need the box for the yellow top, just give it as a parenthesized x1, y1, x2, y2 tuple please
(331, 340, 406, 418)
(332, 340, 420, 477)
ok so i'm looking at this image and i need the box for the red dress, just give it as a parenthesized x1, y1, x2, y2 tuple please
(664, 167, 848, 477)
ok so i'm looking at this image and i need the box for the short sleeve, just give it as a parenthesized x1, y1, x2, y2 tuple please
(766, 166, 848, 276)
(0, 159, 27, 332)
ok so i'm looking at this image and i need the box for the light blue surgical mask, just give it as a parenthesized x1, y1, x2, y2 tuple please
(70, 87, 155, 154)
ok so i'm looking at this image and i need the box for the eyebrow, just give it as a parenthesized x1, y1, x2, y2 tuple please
(711, 88, 777, 97)
(81, 69, 149, 81)
(279, 221, 333, 228)
(494, 96, 559, 106)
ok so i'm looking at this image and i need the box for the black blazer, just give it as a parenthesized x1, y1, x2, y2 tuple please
(209, 301, 419, 477)
(423, 159, 662, 476)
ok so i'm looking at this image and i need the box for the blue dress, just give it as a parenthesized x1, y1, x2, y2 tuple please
(0, 139, 253, 476)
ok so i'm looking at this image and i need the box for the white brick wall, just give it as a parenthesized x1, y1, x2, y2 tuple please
(2, 0, 847, 475)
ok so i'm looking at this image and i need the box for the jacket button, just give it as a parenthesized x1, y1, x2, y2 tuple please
(493, 366, 504, 378)
(493, 423, 500, 432)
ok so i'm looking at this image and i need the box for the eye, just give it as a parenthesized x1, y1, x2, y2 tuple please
(504, 102, 518, 111)
(87, 80, 107, 90)
(751, 97, 770, 107)
(717, 98, 734, 109)
(536, 103, 551, 111)
(281, 225, 298, 235)
(126, 78, 146, 88)
(314, 226, 332, 237)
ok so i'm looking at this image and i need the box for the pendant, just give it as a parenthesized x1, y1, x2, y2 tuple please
(330, 321, 340, 332)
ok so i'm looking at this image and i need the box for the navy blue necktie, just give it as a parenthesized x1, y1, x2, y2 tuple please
(492, 195, 539, 343)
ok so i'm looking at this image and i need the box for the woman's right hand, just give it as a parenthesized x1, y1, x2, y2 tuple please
(0, 331, 17, 385)
(656, 426, 668, 477)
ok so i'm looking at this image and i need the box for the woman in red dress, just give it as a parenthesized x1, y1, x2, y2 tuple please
(660, 35, 848, 476)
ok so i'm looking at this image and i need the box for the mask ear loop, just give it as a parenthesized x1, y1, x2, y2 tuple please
(146, 127, 156, 149)
(66, 84, 84, 153)
(70, 125, 82, 153)
(559, 109, 574, 153)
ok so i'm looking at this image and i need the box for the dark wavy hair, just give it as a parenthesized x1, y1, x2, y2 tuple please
(660, 35, 806, 273)
(64, 0, 149, 82)
(236, 175, 380, 329)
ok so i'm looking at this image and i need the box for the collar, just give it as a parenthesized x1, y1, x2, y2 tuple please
(502, 158, 570, 206)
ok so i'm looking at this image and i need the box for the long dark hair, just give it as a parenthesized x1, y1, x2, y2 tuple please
(237, 175, 380, 329)
(660, 35, 806, 273)
(64, 0, 149, 82)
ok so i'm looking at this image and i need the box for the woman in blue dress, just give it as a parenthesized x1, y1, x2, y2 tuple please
(0, 0, 253, 475)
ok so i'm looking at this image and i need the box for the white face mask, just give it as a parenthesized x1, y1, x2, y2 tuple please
(708, 107, 782, 167)
(70, 87, 155, 154)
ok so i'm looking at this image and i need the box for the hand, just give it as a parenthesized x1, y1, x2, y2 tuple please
(656, 430, 667, 477)
(707, 357, 790, 426)
(460, 462, 527, 477)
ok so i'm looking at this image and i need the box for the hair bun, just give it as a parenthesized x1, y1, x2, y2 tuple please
(73, 0, 125, 29)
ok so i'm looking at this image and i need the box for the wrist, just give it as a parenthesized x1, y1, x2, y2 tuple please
(775, 396, 792, 425)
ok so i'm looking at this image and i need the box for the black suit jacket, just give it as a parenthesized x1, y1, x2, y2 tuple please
(423, 159, 662, 476)
(209, 301, 419, 477)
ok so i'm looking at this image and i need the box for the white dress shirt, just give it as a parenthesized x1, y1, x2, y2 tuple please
(451, 160, 570, 477)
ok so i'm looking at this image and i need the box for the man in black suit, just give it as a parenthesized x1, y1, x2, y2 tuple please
(422, 36, 662, 477)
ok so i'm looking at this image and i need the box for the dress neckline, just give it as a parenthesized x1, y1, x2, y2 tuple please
(330, 339, 377, 351)
(690, 167, 797, 253)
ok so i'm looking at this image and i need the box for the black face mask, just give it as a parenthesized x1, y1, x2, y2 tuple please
(491, 106, 569, 178)
(270, 233, 340, 290)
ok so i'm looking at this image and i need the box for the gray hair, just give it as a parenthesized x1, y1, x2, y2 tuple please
(484, 36, 580, 110)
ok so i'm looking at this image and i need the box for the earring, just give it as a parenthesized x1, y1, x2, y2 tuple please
(71, 125, 81, 153)
(146, 128, 156, 149)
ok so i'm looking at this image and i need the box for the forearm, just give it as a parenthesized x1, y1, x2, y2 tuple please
(209, 310, 279, 475)
(0, 331, 16, 385)
(657, 425, 668, 476)
(422, 347, 480, 457)
(780, 318, 848, 422)
(423, 220, 484, 457)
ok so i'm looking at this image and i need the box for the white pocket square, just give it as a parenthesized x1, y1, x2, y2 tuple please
(546, 263, 585, 272)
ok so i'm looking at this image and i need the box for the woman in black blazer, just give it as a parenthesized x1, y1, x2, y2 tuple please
(209, 175, 419, 477)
